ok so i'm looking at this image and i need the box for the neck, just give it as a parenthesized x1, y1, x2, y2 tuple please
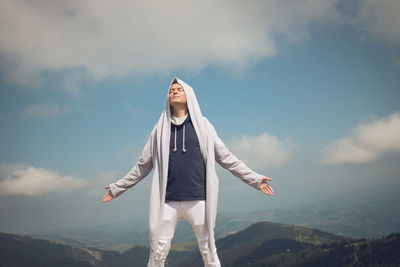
(171, 105, 188, 118)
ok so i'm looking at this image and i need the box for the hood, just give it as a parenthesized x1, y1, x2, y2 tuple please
(157, 77, 208, 161)
(166, 77, 204, 123)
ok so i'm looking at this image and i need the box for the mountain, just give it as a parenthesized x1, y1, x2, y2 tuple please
(212, 182, 400, 241)
(179, 221, 351, 266)
(179, 222, 400, 266)
(29, 183, 400, 252)
(0, 221, 352, 267)
(213, 232, 400, 267)
(0, 231, 194, 267)
(0, 232, 113, 266)
(2, 223, 400, 266)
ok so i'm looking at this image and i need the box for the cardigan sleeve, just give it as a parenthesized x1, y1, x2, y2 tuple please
(108, 134, 153, 198)
(209, 120, 264, 190)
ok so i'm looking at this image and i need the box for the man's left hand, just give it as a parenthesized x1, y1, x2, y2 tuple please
(260, 177, 274, 196)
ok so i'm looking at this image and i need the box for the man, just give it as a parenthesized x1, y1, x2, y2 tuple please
(102, 77, 274, 267)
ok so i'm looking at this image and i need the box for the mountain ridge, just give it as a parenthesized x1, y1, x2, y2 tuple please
(3, 222, 399, 266)
(0, 221, 353, 266)
(28, 183, 400, 252)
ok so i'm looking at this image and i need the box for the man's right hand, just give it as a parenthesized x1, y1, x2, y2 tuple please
(102, 185, 114, 203)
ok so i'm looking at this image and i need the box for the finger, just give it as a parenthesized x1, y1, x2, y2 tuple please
(260, 185, 269, 195)
(263, 177, 273, 182)
(267, 185, 274, 194)
(263, 183, 274, 192)
(267, 185, 274, 193)
(103, 195, 112, 202)
(262, 188, 273, 196)
(264, 187, 273, 195)
(102, 192, 111, 202)
(262, 185, 274, 196)
(105, 185, 109, 189)
(259, 183, 274, 196)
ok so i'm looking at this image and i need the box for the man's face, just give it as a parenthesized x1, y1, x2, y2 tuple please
(169, 83, 187, 106)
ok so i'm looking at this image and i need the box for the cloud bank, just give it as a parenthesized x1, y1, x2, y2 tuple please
(228, 133, 295, 170)
(0, 0, 339, 89)
(321, 111, 400, 164)
(1, 1, 399, 91)
(0, 163, 88, 196)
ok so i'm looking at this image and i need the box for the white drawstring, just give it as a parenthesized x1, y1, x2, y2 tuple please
(173, 126, 177, 152)
(182, 124, 186, 153)
(173, 124, 187, 153)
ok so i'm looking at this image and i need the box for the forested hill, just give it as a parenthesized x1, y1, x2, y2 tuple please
(180, 222, 400, 266)
(1, 222, 399, 266)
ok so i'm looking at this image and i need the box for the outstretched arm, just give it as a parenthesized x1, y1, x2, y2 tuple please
(211, 123, 274, 196)
(102, 134, 153, 202)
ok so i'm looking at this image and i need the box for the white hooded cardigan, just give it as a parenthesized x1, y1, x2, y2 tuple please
(109, 77, 264, 257)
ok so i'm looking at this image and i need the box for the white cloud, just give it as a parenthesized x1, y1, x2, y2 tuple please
(0, 0, 339, 90)
(0, 163, 88, 196)
(228, 133, 295, 170)
(19, 102, 70, 120)
(1, 0, 398, 92)
(321, 111, 400, 164)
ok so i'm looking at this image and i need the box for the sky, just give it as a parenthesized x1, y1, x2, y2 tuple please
(0, 0, 400, 234)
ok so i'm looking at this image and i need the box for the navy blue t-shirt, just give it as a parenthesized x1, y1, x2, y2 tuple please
(166, 114, 206, 202)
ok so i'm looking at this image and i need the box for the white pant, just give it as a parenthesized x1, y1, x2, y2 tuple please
(147, 200, 221, 267)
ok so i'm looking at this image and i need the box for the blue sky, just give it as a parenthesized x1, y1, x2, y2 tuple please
(0, 0, 399, 234)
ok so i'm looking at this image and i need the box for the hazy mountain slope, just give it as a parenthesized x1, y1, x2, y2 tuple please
(213, 183, 400, 241)
(30, 221, 149, 251)
(241, 233, 400, 267)
(4, 222, 399, 267)
(180, 223, 400, 267)
(29, 183, 400, 251)
(179, 221, 351, 266)
(0, 232, 109, 267)
(0, 232, 196, 267)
